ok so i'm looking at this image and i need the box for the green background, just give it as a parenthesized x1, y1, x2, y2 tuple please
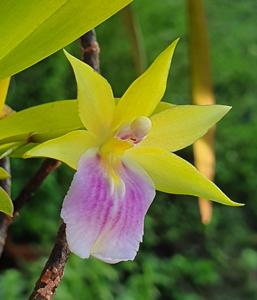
(1, 0, 257, 299)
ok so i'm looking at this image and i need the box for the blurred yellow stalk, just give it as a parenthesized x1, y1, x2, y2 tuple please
(187, 0, 215, 224)
(121, 5, 146, 74)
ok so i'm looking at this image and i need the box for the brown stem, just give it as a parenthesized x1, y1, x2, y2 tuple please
(29, 30, 100, 300)
(14, 159, 61, 213)
(0, 158, 60, 256)
(80, 29, 100, 71)
(29, 223, 70, 300)
(0, 214, 11, 255)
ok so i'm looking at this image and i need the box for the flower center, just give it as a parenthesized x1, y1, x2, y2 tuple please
(100, 116, 152, 157)
(98, 117, 151, 197)
(116, 116, 152, 144)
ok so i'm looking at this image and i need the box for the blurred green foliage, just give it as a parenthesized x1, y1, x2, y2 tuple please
(0, 0, 257, 299)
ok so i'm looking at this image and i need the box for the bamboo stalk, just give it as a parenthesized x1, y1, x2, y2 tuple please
(187, 0, 215, 224)
(121, 5, 146, 74)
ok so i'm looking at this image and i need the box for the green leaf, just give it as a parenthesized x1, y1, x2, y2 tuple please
(0, 100, 83, 145)
(0, 167, 10, 179)
(0, 187, 13, 216)
(0, 0, 132, 79)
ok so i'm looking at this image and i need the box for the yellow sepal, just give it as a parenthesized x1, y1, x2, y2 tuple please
(65, 51, 115, 137)
(140, 104, 231, 151)
(112, 39, 179, 129)
(0, 167, 10, 179)
(24, 130, 97, 169)
(126, 146, 242, 207)
(0, 187, 13, 216)
(0, 77, 10, 112)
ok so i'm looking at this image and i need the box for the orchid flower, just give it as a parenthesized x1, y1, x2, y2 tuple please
(24, 39, 241, 263)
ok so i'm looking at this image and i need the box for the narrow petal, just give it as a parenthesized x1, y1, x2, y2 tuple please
(126, 147, 242, 206)
(152, 101, 175, 115)
(8, 142, 38, 158)
(0, 141, 25, 159)
(139, 105, 231, 151)
(114, 99, 174, 116)
(0, 77, 10, 112)
(24, 130, 97, 169)
(0, 167, 10, 179)
(65, 51, 115, 137)
(61, 149, 155, 262)
(112, 39, 179, 129)
(0, 100, 83, 145)
(0, 187, 13, 216)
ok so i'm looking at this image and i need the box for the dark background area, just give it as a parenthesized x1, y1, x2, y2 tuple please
(1, 1, 257, 299)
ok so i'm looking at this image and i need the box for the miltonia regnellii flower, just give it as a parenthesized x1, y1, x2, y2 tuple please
(24, 39, 242, 263)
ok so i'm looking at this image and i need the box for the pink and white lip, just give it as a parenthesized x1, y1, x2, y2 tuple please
(61, 148, 155, 263)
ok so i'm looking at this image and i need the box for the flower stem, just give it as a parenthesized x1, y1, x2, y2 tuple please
(80, 29, 100, 72)
(14, 159, 61, 213)
(0, 158, 60, 257)
(29, 223, 69, 300)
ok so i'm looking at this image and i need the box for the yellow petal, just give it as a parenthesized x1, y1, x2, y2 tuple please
(24, 130, 97, 169)
(0, 187, 13, 216)
(126, 147, 242, 206)
(0, 77, 10, 112)
(0, 100, 82, 145)
(65, 51, 115, 137)
(114, 99, 174, 116)
(152, 101, 174, 115)
(140, 105, 231, 151)
(0, 167, 10, 179)
(112, 39, 179, 129)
